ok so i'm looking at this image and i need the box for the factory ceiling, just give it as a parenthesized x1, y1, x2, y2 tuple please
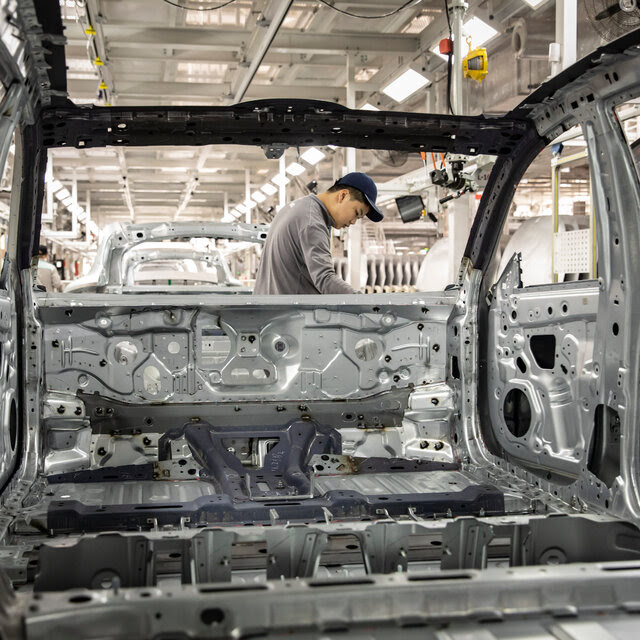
(40, 0, 635, 252)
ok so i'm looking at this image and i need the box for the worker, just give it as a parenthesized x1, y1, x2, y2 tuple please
(253, 172, 383, 295)
(36, 245, 62, 292)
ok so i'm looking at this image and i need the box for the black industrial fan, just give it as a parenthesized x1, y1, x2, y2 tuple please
(370, 149, 408, 167)
(584, 0, 640, 41)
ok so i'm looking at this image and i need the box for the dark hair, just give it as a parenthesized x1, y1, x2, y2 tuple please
(327, 181, 366, 204)
(38, 245, 47, 256)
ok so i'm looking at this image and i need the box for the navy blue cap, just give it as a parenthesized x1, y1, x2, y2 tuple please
(337, 172, 383, 222)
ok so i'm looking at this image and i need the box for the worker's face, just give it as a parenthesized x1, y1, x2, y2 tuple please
(330, 190, 368, 229)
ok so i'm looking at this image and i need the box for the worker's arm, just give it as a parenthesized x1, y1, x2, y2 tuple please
(299, 217, 358, 294)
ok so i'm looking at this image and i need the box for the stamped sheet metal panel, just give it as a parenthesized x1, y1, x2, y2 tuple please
(487, 255, 599, 478)
(38, 293, 455, 404)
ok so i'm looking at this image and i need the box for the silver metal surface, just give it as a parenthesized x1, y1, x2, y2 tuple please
(43, 479, 216, 506)
(313, 471, 476, 496)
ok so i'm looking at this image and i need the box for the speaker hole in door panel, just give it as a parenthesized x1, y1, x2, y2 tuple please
(143, 366, 162, 395)
(354, 338, 378, 361)
(503, 388, 531, 438)
(530, 334, 556, 369)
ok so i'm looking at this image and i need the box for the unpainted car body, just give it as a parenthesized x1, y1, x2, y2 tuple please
(0, 2, 639, 639)
(64, 221, 267, 294)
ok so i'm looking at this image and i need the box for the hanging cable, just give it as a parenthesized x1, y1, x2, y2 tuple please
(315, 0, 419, 19)
(161, 0, 238, 10)
(443, 0, 454, 116)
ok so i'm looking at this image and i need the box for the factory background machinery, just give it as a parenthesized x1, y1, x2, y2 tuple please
(0, 0, 637, 291)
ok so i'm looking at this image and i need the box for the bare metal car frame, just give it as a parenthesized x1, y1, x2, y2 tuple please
(0, 3, 640, 639)
(63, 221, 268, 293)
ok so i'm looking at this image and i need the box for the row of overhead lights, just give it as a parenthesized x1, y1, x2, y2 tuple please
(226, 146, 328, 221)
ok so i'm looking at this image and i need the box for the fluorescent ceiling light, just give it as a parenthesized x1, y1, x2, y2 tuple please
(261, 183, 278, 196)
(251, 190, 266, 203)
(361, 103, 380, 111)
(56, 188, 71, 200)
(285, 162, 305, 176)
(327, 145, 338, 150)
(236, 203, 248, 214)
(271, 173, 290, 187)
(463, 17, 498, 47)
(381, 68, 429, 103)
(522, 0, 547, 7)
(244, 199, 257, 209)
(300, 147, 325, 165)
(62, 196, 74, 207)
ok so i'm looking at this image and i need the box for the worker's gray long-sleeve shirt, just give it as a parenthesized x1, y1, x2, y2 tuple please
(253, 194, 357, 295)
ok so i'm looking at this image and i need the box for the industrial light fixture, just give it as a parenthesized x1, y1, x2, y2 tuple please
(285, 162, 305, 176)
(522, 0, 547, 7)
(300, 147, 325, 165)
(271, 173, 290, 187)
(50, 179, 64, 193)
(361, 103, 380, 111)
(261, 183, 278, 196)
(251, 190, 266, 203)
(244, 199, 257, 210)
(463, 17, 498, 47)
(236, 203, 248, 214)
(56, 188, 71, 201)
(381, 68, 429, 103)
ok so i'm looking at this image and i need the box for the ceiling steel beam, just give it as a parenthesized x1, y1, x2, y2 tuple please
(65, 23, 420, 56)
(67, 45, 356, 69)
(229, 0, 294, 103)
(67, 79, 347, 102)
(51, 156, 273, 170)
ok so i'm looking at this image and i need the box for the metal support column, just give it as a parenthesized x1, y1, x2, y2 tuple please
(449, 0, 467, 116)
(551, 0, 577, 77)
(279, 155, 286, 210)
(245, 168, 251, 224)
(346, 55, 362, 290)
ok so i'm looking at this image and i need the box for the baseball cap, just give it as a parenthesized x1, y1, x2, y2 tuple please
(337, 172, 384, 222)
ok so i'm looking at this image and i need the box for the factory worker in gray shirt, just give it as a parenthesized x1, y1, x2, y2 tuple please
(254, 172, 383, 295)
